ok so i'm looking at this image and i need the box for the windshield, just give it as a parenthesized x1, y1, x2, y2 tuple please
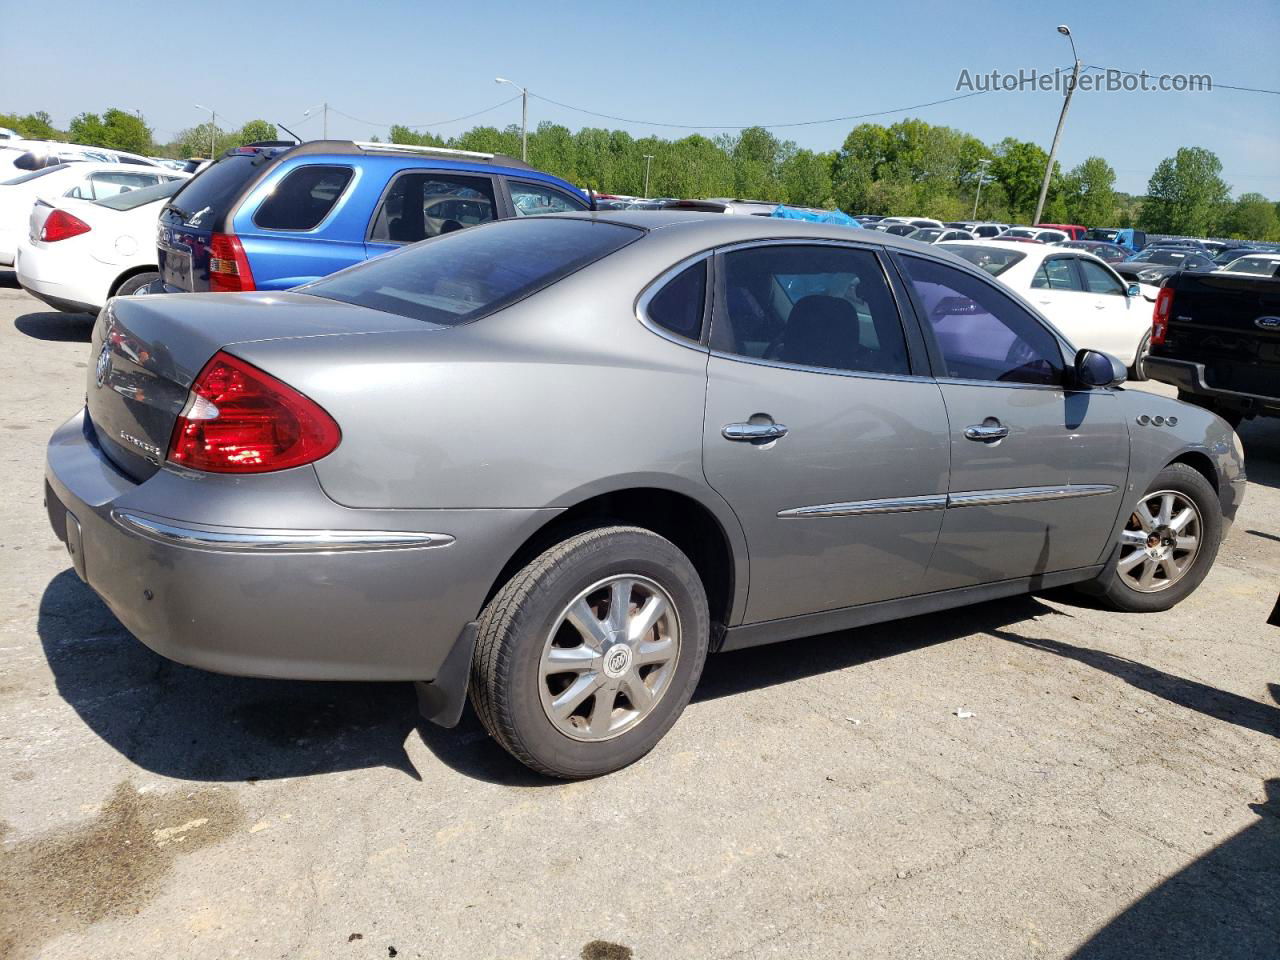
(941, 243, 1027, 276)
(1224, 257, 1278, 274)
(302, 218, 641, 325)
(95, 178, 184, 211)
(1134, 249, 1196, 266)
(1002, 229, 1036, 239)
(1, 164, 70, 186)
(911, 228, 943, 242)
(1084, 229, 1120, 242)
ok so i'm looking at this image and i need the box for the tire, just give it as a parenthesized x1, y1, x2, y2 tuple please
(1128, 331, 1151, 382)
(470, 525, 710, 779)
(113, 271, 159, 298)
(1096, 462, 1221, 613)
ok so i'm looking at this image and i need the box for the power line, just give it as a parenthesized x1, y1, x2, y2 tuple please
(527, 89, 997, 131)
(318, 95, 523, 131)
(1081, 64, 1280, 95)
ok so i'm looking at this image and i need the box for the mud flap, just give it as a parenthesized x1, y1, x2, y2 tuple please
(413, 622, 477, 728)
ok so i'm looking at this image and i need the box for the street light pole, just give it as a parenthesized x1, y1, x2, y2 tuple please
(972, 158, 992, 219)
(495, 78, 528, 162)
(643, 154, 654, 197)
(1033, 25, 1081, 226)
(195, 104, 216, 157)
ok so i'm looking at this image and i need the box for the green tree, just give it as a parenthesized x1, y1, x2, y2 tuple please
(235, 119, 279, 145)
(0, 110, 60, 139)
(1060, 156, 1117, 226)
(1221, 192, 1279, 241)
(989, 138, 1055, 222)
(67, 108, 152, 153)
(780, 149, 834, 207)
(1139, 147, 1231, 235)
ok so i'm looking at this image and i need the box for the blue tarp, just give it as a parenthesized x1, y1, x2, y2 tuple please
(769, 205, 862, 228)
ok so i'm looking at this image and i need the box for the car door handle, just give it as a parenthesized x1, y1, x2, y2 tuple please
(723, 422, 789, 443)
(964, 422, 1010, 443)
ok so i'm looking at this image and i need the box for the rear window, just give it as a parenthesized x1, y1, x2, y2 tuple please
(165, 154, 264, 226)
(942, 243, 1027, 276)
(302, 218, 640, 325)
(1085, 229, 1120, 242)
(2, 164, 69, 185)
(95, 178, 185, 211)
(254, 165, 353, 230)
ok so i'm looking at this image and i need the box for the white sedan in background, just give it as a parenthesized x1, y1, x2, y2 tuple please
(1218, 252, 1280, 276)
(941, 240, 1155, 379)
(0, 162, 186, 266)
(15, 179, 185, 314)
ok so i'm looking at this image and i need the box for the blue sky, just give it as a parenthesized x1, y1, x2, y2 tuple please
(2, 0, 1277, 196)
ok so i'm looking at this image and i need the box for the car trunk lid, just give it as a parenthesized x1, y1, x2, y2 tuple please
(86, 291, 445, 481)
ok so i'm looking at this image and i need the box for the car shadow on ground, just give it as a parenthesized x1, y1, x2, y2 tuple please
(14, 310, 94, 342)
(0, 268, 19, 288)
(1067, 778, 1279, 960)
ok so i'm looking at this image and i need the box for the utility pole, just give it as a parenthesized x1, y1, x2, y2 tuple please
(643, 154, 654, 197)
(195, 104, 216, 157)
(323, 102, 328, 139)
(1033, 25, 1081, 226)
(495, 78, 528, 162)
(972, 158, 992, 219)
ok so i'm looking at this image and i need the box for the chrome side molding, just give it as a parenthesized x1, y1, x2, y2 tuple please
(779, 484, 1117, 519)
(778, 494, 947, 519)
(113, 511, 455, 553)
(946, 484, 1117, 508)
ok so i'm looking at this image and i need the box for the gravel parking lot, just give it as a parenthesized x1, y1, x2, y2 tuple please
(0, 273, 1276, 960)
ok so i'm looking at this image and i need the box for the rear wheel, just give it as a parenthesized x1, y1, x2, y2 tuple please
(113, 271, 159, 297)
(470, 526, 709, 779)
(1097, 463, 1221, 612)
(1128, 331, 1151, 381)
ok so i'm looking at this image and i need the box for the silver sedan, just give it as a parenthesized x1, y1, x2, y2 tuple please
(45, 212, 1246, 778)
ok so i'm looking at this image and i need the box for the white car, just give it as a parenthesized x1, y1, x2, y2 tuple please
(15, 179, 186, 314)
(997, 226, 1069, 244)
(908, 227, 977, 243)
(1218, 252, 1280, 276)
(941, 240, 1155, 377)
(881, 216, 944, 230)
(0, 162, 185, 266)
(0, 141, 162, 180)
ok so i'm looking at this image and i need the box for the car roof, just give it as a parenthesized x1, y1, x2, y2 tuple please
(940, 239, 1111, 268)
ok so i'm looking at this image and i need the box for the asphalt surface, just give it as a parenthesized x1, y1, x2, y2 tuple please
(0, 274, 1276, 960)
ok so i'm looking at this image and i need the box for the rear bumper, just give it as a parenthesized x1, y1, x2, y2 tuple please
(44, 409, 556, 686)
(1146, 356, 1280, 416)
(15, 243, 102, 314)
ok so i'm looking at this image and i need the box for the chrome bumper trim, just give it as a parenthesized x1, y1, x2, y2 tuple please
(113, 511, 455, 553)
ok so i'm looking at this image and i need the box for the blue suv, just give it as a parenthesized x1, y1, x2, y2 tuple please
(153, 140, 591, 293)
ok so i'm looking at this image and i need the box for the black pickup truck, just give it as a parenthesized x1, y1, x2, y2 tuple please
(1145, 267, 1280, 426)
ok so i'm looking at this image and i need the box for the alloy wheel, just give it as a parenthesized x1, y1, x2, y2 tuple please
(1117, 489, 1202, 593)
(538, 575, 681, 741)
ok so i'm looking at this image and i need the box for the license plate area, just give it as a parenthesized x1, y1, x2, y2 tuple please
(159, 244, 194, 291)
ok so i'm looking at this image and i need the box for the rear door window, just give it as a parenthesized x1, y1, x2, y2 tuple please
(369, 172, 497, 244)
(508, 180, 588, 216)
(253, 165, 353, 230)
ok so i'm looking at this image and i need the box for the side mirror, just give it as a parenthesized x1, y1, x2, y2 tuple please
(1074, 348, 1127, 388)
(1126, 282, 1142, 298)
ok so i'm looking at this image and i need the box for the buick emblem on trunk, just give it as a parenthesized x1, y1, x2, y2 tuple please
(94, 342, 112, 388)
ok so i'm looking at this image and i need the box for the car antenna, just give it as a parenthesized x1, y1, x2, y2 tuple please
(276, 122, 303, 144)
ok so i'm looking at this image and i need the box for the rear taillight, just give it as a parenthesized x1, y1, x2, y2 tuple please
(1152, 287, 1174, 345)
(167, 351, 340, 473)
(41, 210, 91, 243)
(209, 232, 255, 292)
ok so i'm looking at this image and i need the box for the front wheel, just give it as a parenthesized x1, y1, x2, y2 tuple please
(470, 526, 710, 778)
(1097, 463, 1221, 613)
